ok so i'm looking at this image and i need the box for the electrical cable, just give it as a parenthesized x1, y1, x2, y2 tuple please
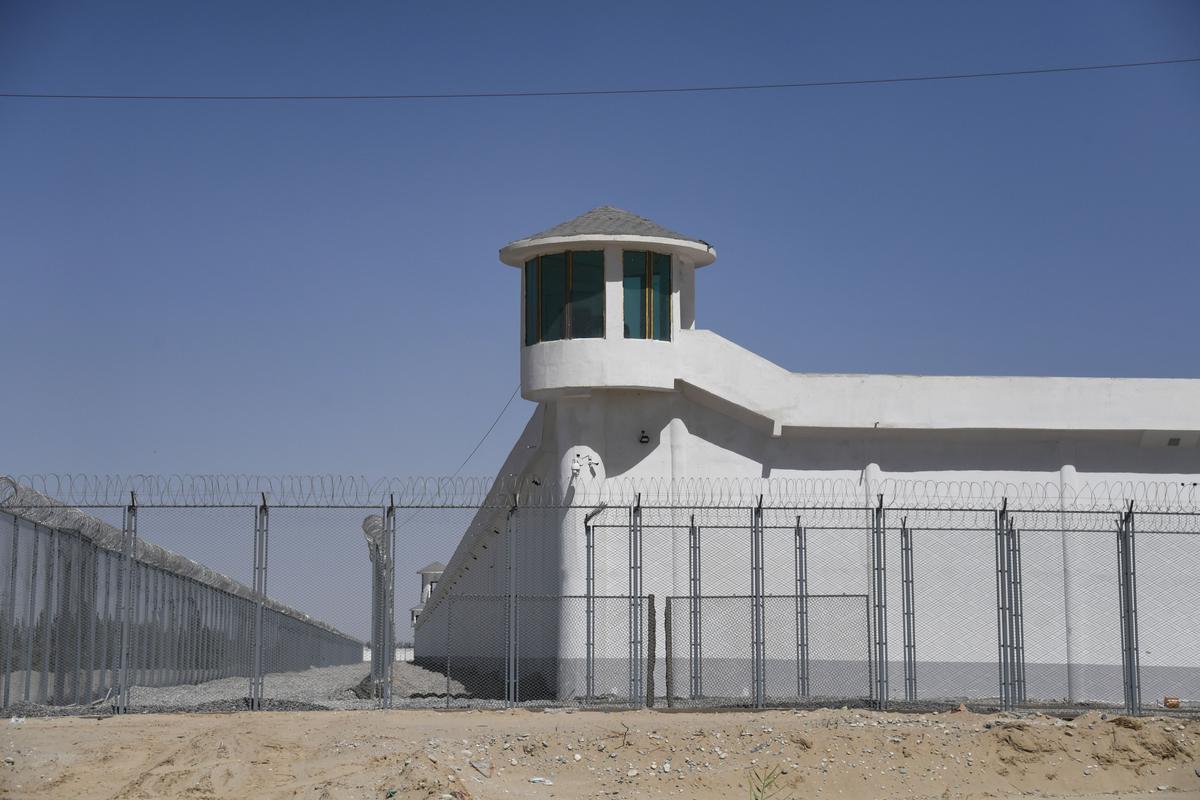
(396, 383, 520, 528)
(2, 56, 1196, 102)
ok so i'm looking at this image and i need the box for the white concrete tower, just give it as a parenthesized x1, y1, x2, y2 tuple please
(499, 205, 716, 402)
(498, 206, 718, 697)
(500, 205, 716, 572)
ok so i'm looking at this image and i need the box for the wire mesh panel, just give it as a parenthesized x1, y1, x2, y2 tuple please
(409, 503, 519, 708)
(254, 508, 368, 708)
(582, 595, 643, 705)
(120, 508, 261, 710)
(1135, 513, 1200, 713)
(665, 595, 870, 707)
(1006, 513, 1070, 706)
(784, 508, 871, 597)
(896, 508, 999, 702)
(0, 514, 17, 706)
(763, 595, 872, 703)
(96, 547, 118, 701)
(444, 595, 645, 708)
(666, 596, 754, 706)
(62, 532, 88, 705)
(692, 507, 754, 600)
(30, 523, 52, 705)
(0, 503, 364, 712)
(445, 595, 508, 708)
(637, 506, 699, 703)
(1057, 512, 1125, 705)
(11, 519, 42, 705)
(44, 529, 66, 704)
(515, 595, 566, 705)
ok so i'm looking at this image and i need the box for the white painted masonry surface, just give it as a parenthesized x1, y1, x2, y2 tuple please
(415, 206, 1200, 706)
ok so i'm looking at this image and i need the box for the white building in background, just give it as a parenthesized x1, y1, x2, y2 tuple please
(414, 206, 1200, 704)
(410, 561, 444, 627)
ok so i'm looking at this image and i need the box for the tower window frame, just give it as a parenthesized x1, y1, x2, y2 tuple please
(523, 250, 605, 346)
(623, 250, 672, 341)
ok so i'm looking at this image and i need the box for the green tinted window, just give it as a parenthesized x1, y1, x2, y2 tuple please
(524, 260, 538, 346)
(623, 251, 647, 339)
(538, 252, 567, 341)
(651, 253, 671, 341)
(622, 250, 670, 340)
(569, 250, 604, 339)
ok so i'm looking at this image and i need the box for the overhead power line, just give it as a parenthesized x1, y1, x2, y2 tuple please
(396, 383, 520, 528)
(2, 56, 1197, 102)
(445, 384, 521, 480)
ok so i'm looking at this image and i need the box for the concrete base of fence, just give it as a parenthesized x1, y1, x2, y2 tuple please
(434, 656, 1200, 706)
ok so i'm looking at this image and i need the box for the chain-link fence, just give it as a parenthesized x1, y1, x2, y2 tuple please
(663, 594, 871, 707)
(2, 474, 1198, 715)
(443, 595, 647, 708)
(0, 493, 362, 713)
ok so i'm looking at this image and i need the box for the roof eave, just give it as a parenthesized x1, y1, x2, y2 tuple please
(499, 233, 717, 267)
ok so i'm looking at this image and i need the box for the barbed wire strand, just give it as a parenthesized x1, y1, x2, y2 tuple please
(4, 473, 1199, 513)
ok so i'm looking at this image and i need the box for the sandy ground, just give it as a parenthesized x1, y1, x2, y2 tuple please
(1, 707, 1198, 800)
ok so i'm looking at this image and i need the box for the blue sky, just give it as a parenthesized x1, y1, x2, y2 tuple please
(3, 0, 1199, 483)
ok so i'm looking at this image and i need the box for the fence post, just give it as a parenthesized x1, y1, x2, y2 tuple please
(444, 596, 453, 709)
(184, 579, 194, 685)
(900, 517, 917, 703)
(583, 505, 605, 705)
(646, 594, 656, 707)
(136, 559, 148, 689)
(382, 496, 396, 709)
(115, 491, 137, 713)
(505, 498, 519, 708)
(149, 566, 160, 689)
(871, 494, 888, 709)
(993, 501, 1027, 711)
(994, 501, 1010, 711)
(85, 542, 99, 701)
(628, 496, 644, 706)
(250, 494, 269, 710)
(96, 549, 108, 698)
(147, 565, 157, 684)
(24, 524, 41, 703)
(664, 596, 673, 707)
(369, 512, 382, 700)
(53, 532, 71, 703)
(72, 534, 86, 704)
(794, 518, 809, 699)
(39, 526, 56, 704)
(750, 496, 765, 708)
(1010, 518, 1026, 704)
(2, 513, 18, 708)
(689, 514, 702, 700)
(1117, 501, 1141, 716)
(586, 517, 594, 704)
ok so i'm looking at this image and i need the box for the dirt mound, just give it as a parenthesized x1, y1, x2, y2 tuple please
(5, 707, 1199, 799)
(994, 720, 1066, 759)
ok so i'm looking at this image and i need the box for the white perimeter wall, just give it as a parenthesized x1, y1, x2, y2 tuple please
(416, 390, 1200, 702)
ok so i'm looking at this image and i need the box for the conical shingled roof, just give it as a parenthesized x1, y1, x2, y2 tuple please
(499, 205, 716, 267)
(519, 206, 702, 244)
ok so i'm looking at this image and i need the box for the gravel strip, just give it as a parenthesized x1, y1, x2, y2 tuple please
(2, 661, 475, 716)
(394, 661, 466, 698)
(129, 663, 371, 710)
